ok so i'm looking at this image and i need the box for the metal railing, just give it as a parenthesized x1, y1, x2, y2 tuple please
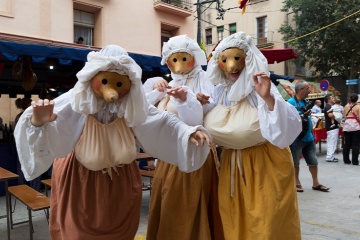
(154, 0, 192, 11)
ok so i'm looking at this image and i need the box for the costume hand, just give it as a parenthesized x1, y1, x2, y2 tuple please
(167, 86, 187, 102)
(154, 79, 170, 92)
(253, 72, 275, 110)
(190, 130, 211, 147)
(31, 99, 57, 126)
(196, 92, 210, 105)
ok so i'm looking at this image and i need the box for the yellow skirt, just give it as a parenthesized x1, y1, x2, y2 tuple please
(218, 142, 301, 240)
(147, 148, 224, 240)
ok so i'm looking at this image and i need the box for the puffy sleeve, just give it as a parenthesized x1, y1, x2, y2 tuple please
(171, 72, 215, 125)
(132, 105, 211, 173)
(256, 83, 302, 148)
(143, 77, 167, 105)
(14, 90, 86, 180)
(170, 86, 203, 126)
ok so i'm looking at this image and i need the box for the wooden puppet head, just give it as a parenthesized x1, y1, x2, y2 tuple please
(166, 52, 195, 75)
(91, 71, 131, 103)
(218, 48, 246, 81)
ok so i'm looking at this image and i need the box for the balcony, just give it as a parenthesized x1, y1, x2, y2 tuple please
(153, 0, 192, 17)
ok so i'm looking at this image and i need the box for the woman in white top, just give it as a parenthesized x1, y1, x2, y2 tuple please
(203, 32, 302, 240)
(342, 93, 360, 165)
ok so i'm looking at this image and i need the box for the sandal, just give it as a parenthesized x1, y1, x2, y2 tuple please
(312, 185, 330, 192)
(296, 184, 304, 192)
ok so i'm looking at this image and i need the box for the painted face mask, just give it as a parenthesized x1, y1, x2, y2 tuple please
(218, 48, 246, 82)
(166, 52, 195, 75)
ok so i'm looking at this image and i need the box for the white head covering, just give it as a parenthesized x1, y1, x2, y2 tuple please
(206, 32, 269, 102)
(70, 45, 148, 127)
(161, 35, 207, 82)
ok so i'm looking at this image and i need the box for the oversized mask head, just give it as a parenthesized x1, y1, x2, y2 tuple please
(166, 52, 195, 75)
(218, 48, 246, 81)
(91, 71, 131, 103)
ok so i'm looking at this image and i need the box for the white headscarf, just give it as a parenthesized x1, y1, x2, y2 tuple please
(70, 45, 148, 127)
(161, 35, 207, 82)
(206, 32, 269, 102)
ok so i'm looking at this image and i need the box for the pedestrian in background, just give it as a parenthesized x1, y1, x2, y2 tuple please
(288, 81, 330, 193)
(311, 99, 322, 114)
(342, 93, 360, 165)
(324, 94, 340, 162)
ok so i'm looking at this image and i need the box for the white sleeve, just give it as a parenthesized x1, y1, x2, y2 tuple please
(143, 77, 167, 105)
(14, 90, 86, 180)
(256, 84, 302, 149)
(170, 86, 203, 126)
(132, 105, 211, 173)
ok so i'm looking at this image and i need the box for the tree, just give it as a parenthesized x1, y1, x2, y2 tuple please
(279, 0, 360, 82)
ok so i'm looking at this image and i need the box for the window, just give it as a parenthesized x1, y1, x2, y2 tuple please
(229, 23, 236, 35)
(257, 16, 267, 44)
(217, 26, 224, 41)
(74, 10, 94, 46)
(206, 29, 212, 45)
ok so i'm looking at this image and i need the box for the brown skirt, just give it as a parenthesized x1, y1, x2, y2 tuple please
(146, 148, 224, 240)
(49, 151, 142, 240)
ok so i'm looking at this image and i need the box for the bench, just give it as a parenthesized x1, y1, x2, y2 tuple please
(8, 184, 50, 240)
(139, 169, 154, 195)
(0, 167, 19, 240)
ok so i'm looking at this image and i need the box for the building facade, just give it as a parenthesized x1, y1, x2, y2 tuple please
(0, 0, 196, 126)
(200, 0, 296, 76)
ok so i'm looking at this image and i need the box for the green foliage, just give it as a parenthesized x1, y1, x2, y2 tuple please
(199, 42, 207, 58)
(279, 0, 360, 79)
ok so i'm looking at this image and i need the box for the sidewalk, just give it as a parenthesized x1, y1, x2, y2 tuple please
(1, 142, 360, 240)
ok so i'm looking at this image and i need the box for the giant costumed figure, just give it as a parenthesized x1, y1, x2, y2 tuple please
(14, 45, 211, 240)
(143, 35, 224, 240)
(203, 32, 302, 240)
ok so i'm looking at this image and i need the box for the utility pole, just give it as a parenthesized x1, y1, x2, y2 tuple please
(197, 0, 202, 45)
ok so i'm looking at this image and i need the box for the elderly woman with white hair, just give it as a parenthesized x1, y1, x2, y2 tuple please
(143, 35, 224, 240)
(203, 32, 302, 239)
(14, 45, 211, 240)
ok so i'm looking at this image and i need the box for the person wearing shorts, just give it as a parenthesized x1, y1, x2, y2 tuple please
(288, 81, 330, 193)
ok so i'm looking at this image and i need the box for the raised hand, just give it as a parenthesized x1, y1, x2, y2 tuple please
(154, 79, 170, 92)
(189, 130, 211, 147)
(196, 92, 210, 105)
(167, 86, 187, 102)
(30, 99, 57, 126)
(253, 72, 275, 110)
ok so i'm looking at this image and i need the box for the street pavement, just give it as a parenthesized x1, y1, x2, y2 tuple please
(1, 140, 359, 240)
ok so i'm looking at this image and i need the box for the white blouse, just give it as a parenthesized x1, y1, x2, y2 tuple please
(144, 71, 215, 126)
(14, 89, 211, 180)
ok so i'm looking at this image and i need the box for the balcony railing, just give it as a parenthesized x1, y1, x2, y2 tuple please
(153, 0, 192, 17)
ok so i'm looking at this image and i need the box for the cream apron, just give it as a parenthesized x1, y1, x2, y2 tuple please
(49, 116, 142, 240)
(204, 98, 301, 240)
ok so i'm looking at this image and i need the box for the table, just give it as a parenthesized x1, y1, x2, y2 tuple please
(0, 167, 19, 240)
(313, 128, 344, 153)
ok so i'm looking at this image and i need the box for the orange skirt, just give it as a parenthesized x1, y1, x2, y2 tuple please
(147, 148, 224, 240)
(49, 151, 142, 240)
(218, 142, 301, 240)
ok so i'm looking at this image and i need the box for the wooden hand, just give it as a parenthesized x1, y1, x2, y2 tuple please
(196, 92, 210, 105)
(190, 130, 211, 147)
(253, 72, 275, 110)
(31, 99, 57, 126)
(154, 79, 170, 92)
(167, 86, 187, 102)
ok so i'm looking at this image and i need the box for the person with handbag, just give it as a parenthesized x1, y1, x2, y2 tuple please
(342, 93, 360, 165)
(288, 81, 330, 193)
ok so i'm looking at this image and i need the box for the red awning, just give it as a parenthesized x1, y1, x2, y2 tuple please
(260, 48, 298, 64)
